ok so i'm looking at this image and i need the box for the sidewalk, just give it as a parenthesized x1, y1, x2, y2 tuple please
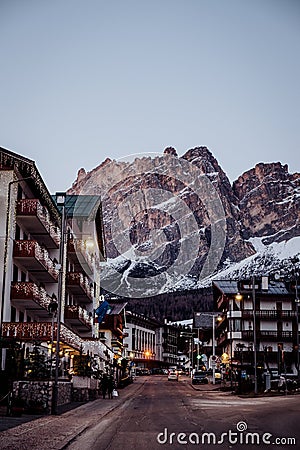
(0, 402, 86, 433)
(0, 379, 146, 450)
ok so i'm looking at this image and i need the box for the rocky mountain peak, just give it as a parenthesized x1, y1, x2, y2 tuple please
(233, 162, 300, 243)
(163, 146, 178, 156)
(67, 147, 300, 297)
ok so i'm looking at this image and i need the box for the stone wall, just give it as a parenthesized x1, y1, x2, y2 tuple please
(72, 376, 98, 389)
(13, 380, 72, 413)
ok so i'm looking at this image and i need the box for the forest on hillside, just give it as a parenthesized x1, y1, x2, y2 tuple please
(102, 287, 213, 323)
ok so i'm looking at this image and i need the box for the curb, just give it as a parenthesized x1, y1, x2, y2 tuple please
(58, 379, 146, 449)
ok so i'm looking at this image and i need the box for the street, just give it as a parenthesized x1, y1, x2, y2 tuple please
(0, 375, 299, 450)
(67, 376, 299, 450)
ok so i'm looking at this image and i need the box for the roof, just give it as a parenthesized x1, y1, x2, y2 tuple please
(0, 146, 61, 223)
(213, 280, 238, 294)
(53, 195, 101, 219)
(108, 301, 128, 315)
(213, 279, 290, 295)
(262, 282, 289, 295)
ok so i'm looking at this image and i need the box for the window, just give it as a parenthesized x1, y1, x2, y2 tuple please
(19, 311, 24, 322)
(17, 185, 23, 200)
(132, 328, 136, 350)
(13, 265, 18, 282)
(232, 319, 241, 332)
(11, 306, 16, 322)
(15, 224, 20, 240)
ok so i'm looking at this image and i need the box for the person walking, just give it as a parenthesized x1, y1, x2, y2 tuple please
(101, 374, 108, 399)
(107, 376, 115, 399)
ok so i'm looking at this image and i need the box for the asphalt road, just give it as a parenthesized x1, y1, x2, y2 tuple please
(0, 376, 299, 450)
(67, 376, 300, 450)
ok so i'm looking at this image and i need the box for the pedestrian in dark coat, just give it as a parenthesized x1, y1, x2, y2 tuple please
(101, 375, 108, 399)
(107, 376, 115, 399)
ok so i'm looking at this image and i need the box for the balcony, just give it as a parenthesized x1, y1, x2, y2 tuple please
(111, 338, 123, 348)
(242, 310, 296, 319)
(11, 281, 52, 318)
(217, 332, 228, 345)
(67, 238, 93, 275)
(217, 294, 229, 310)
(16, 199, 60, 248)
(2, 322, 82, 351)
(66, 272, 93, 302)
(242, 330, 296, 341)
(13, 240, 59, 282)
(64, 305, 93, 331)
(234, 350, 279, 364)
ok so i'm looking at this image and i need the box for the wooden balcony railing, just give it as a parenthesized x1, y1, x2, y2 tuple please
(67, 238, 94, 274)
(66, 272, 93, 301)
(242, 330, 296, 341)
(242, 310, 297, 319)
(2, 322, 82, 351)
(64, 305, 92, 330)
(11, 281, 52, 312)
(13, 240, 59, 281)
(16, 199, 60, 247)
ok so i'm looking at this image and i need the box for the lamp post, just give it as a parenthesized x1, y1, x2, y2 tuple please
(291, 257, 300, 380)
(52, 192, 66, 415)
(236, 278, 258, 394)
(194, 312, 221, 385)
(296, 280, 299, 381)
(212, 314, 217, 385)
(180, 331, 194, 375)
(252, 275, 258, 395)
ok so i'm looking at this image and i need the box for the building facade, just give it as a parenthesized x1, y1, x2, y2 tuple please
(0, 147, 113, 391)
(123, 312, 180, 369)
(213, 278, 299, 375)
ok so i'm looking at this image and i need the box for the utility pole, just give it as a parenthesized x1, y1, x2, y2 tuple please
(252, 275, 258, 395)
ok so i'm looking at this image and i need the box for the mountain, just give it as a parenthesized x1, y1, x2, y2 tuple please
(68, 147, 300, 305)
(233, 162, 300, 244)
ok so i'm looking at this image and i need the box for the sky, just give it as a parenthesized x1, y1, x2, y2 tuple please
(0, 0, 299, 194)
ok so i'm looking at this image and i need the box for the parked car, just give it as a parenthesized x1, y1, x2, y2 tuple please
(168, 369, 179, 381)
(192, 371, 209, 385)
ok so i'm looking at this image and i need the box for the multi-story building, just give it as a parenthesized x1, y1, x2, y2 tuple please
(123, 312, 181, 369)
(213, 278, 299, 375)
(0, 147, 112, 387)
(123, 311, 159, 369)
(162, 319, 180, 367)
(98, 299, 127, 381)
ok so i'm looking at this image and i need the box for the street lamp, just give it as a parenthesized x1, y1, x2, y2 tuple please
(194, 312, 222, 385)
(291, 257, 300, 380)
(180, 331, 194, 375)
(252, 275, 258, 395)
(52, 192, 66, 415)
(235, 277, 258, 394)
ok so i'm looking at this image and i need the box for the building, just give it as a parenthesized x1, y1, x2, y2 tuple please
(98, 299, 127, 382)
(0, 147, 112, 396)
(123, 311, 159, 369)
(213, 278, 299, 375)
(123, 312, 182, 370)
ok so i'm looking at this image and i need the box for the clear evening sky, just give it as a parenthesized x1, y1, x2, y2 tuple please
(0, 0, 299, 193)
